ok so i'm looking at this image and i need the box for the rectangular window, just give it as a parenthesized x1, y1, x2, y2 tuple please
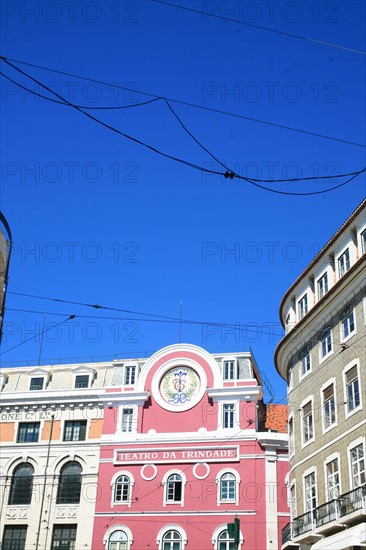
(124, 365, 136, 385)
(63, 421, 87, 442)
(302, 401, 313, 443)
(362, 229, 366, 254)
(29, 377, 44, 391)
(341, 306, 355, 340)
(223, 404, 235, 429)
(289, 417, 295, 456)
(323, 384, 336, 429)
(300, 347, 311, 377)
(51, 525, 77, 550)
(121, 408, 134, 432)
(338, 248, 350, 277)
(74, 375, 89, 388)
(223, 360, 236, 381)
(17, 422, 40, 443)
(298, 294, 308, 320)
(317, 272, 328, 299)
(2, 526, 27, 550)
(350, 443, 365, 488)
(320, 328, 332, 358)
(326, 458, 340, 500)
(304, 472, 317, 513)
(346, 366, 360, 412)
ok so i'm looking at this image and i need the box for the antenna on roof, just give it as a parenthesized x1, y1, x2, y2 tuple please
(179, 301, 182, 343)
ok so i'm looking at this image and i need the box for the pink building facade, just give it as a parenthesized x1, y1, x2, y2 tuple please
(92, 344, 289, 550)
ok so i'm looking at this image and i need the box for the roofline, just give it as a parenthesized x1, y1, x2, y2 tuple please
(278, 198, 366, 328)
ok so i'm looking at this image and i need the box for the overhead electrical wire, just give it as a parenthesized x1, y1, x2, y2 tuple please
(1, 57, 365, 195)
(151, 0, 366, 56)
(2, 55, 365, 149)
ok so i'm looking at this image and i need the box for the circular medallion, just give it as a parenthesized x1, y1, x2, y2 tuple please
(160, 366, 200, 406)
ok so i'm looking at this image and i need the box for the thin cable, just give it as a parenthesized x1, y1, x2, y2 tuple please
(0, 70, 162, 110)
(2, 56, 365, 149)
(151, 0, 366, 56)
(0, 315, 75, 355)
(2, 62, 365, 195)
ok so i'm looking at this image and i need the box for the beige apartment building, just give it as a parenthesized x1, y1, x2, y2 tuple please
(276, 198, 366, 550)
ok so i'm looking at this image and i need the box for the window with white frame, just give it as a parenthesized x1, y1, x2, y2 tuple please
(317, 272, 328, 300)
(326, 458, 340, 500)
(2, 526, 28, 550)
(29, 377, 44, 391)
(304, 472, 317, 513)
(288, 417, 295, 456)
(17, 422, 40, 443)
(338, 248, 350, 277)
(298, 294, 308, 320)
(345, 365, 360, 413)
(350, 443, 365, 488)
(220, 473, 236, 502)
(289, 483, 297, 520)
(74, 374, 90, 388)
(300, 347, 311, 378)
(223, 360, 237, 381)
(121, 407, 134, 432)
(107, 530, 129, 550)
(341, 306, 356, 340)
(320, 328, 332, 359)
(361, 228, 366, 254)
(162, 530, 182, 550)
(63, 420, 87, 442)
(222, 403, 235, 429)
(323, 383, 336, 430)
(166, 474, 183, 503)
(302, 401, 314, 445)
(124, 365, 136, 386)
(114, 475, 132, 504)
(217, 530, 235, 550)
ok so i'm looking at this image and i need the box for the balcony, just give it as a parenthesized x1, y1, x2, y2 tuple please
(282, 484, 366, 548)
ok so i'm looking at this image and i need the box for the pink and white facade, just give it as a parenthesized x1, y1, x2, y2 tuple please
(93, 344, 289, 550)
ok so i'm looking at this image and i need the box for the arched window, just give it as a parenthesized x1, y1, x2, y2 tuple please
(108, 530, 128, 550)
(220, 473, 236, 502)
(57, 461, 82, 504)
(8, 463, 34, 505)
(162, 530, 182, 550)
(166, 474, 183, 503)
(114, 475, 131, 503)
(218, 529, 235, 550)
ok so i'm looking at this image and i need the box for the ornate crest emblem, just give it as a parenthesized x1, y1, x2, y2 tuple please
(160, 367, 200, 406)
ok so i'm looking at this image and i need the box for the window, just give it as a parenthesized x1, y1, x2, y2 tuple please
(166, 474, 183, 503)
(287, 363, 293, 390)
(29, 377, 44, 391)
(121, 408, 134, 433)
(300, 347, 311, 377)
(320, 328, 332, 359)
(63, 420, 87, 442)
(317, 272, 328, 299)
(304, 472, 317, 513)
(114, 475, 131, 503)
(51, 525, 77, 550)
(223, 404, 235, 429)
(108, 530, 129, 550)
(162, 530, 182, 550)
(8, 463, 34, 505)
(341, 306, 355, 340)
(124, 365, 136, 385)
(326, 458, 340, 500)
(17, 422, 40, 443)
(290, 484, 297, 520)
(217, 529, 235, 550)
(74, 375, 89, 388)
(302, 401, 314, 444)
(220, 473, 236, 502)
(350, 443, 365, 488)
(288, 417, 295, 456)
(2, 526, 27, 550)
(361, 229, 366, 254)
(346, 366, 360, 413)
(223, 360, 236, 381)
(298, 294, 308, 320)
(323, 384, 336, 430)
(57, 461, 82, 504)
(338, 248, 350, 277)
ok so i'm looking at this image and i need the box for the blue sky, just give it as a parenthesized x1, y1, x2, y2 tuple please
(1, 0, 365, 401)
